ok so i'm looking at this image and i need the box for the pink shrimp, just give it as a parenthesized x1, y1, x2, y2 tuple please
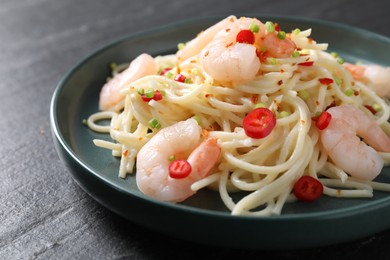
(198, 17, 295, 84)
(99, 53, 158, 110)
(136, 118, 221, 202)
(321, 105, 390, 180)
(344, 63, 390, 98)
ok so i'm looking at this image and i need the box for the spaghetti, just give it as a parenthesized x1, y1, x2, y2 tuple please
(87, 16, 390, 216)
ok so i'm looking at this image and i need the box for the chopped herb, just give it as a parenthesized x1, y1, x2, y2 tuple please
(145, 89, 155, 98)
(298, 90, 310, 100)
(331, 52, 339, 58)
(265, 21, 275, 33)
(337, 57, 344, 64)
(345, 88, 355, 96)
(334, 76, 342, 86)
(168, 155, 176, 161)
(137, 88, 144, 95)
(177, 42, 185, 50)
(249, 22, 260, 33)
(277, 31, 286, 40)
(185, 78, 192, 84)
(191, 115, 202, 125)
(166, 72, 174, 79)
(254, 102, 266, 108)
(292, 28, 301, 35)
(372, 103, 382, 112)
(269, 57, 277, 65)
(279, 111, 289, 118)
(149, 118, 161, 129)
(109, 62, 117, 71)
(82, 119, 88, 126)
(292, 51, 300, 58)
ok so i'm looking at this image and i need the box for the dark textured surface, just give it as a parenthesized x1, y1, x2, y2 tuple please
(1, 0, 389, 259)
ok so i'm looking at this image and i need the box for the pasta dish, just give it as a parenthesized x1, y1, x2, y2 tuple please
(86, 16, 390, 216)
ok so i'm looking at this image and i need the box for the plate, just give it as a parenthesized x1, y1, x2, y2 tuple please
(50, 15, 390, 250)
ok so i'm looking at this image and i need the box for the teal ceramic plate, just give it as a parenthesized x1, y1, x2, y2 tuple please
(50, 16, 390, 250)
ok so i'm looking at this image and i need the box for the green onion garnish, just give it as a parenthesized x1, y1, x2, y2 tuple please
(177, 42, 185, 50)
(255, 102, 266, 108)
(292, 28, 301, 35)
(345, 88, 354, 96)
(249, 22, 260, 33)
(298, 90, 310, 100)
(145, 89, 155, 98)
(279, 111, 289, 118)
(265, 21, 275, 33)
(337, 57, 344, 64)
(333, 76, 342, 86)
(372, 103, 382, 112)
(292, 51, 300, 58)
(191, 115, 202, 125)
(137, 88, 144, 95)
(149, 118, 161, 129)
(269, 57, 277, 65)
(277, 31, 286, 40)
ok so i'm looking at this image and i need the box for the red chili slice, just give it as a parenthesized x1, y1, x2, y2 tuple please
(236, 29, 255, 44)
(243, 108, 276, 139)
(298, 61, 314, 66)
(169, 160, 192, 179)
(160, 67, 172, 75)
(141, 90, 163, 102)
(315, 111, 332, 130)
(174, 74, 186, 83)
(293, 176, 323, 202)
(318, 78, 334, 85)
(364, 105, 377, 115)
(152, 90, 163, 101)
(141, 95, 153, 102)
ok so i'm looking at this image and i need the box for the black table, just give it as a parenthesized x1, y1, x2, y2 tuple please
(1, 0, 389, 259)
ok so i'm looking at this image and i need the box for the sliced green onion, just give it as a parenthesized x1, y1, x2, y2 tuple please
(168, 155, 176, 161)
(331, 52, 339, 58)
(345, 88, 354, 96)
(82, 119, 88, 126)
(145, 89, 155, 98)
(149, 118, 161, 129)
(277, 31, 286, 40)
(337, 57, 344, 64)
(191, 115, 202, 125)
(177, 42, 185, 50)
(265, 21, 275, 33)
(372, 103, 382, 112)
(249, 22, 260, 33)
(158, 89, 166, 96)
(166, 72, 174, 79)
(269, 57, 277, 65)
(314, 111, 322, 117)
(279, 111, 289, 118)
(137, 88, 144, 95)
(185, 78, 192, 84)
(292, 28, 301, 35)
(298, 90, 310, 100)
(255, 102, 266, 108)
(292, 51, 300, 58)
(109, 62, 117, 71)
(333, 76, 343, 86)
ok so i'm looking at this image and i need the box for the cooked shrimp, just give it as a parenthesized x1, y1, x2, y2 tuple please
(176, 15, 237, 63)
(199, 17, 295, 84)
(321, 105, 390, 180)
(344, 63, 390, 98)
(136, 118, 221, 202)
(99, 53, 158, 110)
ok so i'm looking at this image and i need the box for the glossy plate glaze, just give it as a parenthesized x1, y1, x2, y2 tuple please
(50, 15, 390, 250)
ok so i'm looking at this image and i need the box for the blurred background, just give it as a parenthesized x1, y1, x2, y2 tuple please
(1, 0, 389, 259)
